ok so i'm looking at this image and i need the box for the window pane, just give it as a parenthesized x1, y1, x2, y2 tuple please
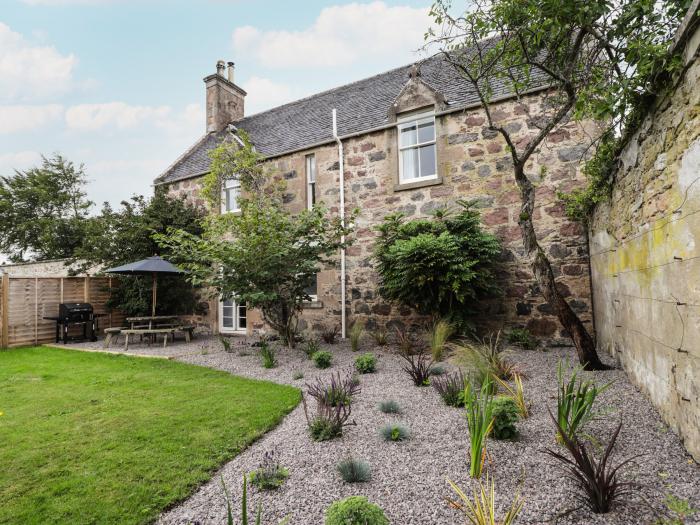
(238, 305, 246, 328)
(306, 155, 316, 182)
(309, 182, 316, 208)
(401, 147, 419, 180)
(222, 315, 233, 328)
(417, 120, 435, 143)
(304, 274, 318, 297)
(226, 187, 240, 211)
(400, 124, 417, 147)
(419, 144, 437, 178)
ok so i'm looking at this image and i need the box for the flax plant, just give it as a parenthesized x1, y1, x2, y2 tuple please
(495, 373, 529, 418)
(446, 475, 523, 525)
(464, 376, 495, 478)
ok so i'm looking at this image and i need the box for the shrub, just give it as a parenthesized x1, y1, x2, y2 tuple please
(372, 203, 501, 331)
(292, 370, 304, 380)
(349, 320, 364, 352)
(249, 450, 289, 490)
(303, 338, 321, 359)
(304, 398, 354, 442)
(446, 475, 523, 525)
(453, 331, 520, 381)
(336, 457, 371, 483)
(378, 400, 401, 414)
(220, 336, 234, 353)
(495, 373, 529, 418)
(354, 353, 377, 374)
(398, 346, 433, 386)
(312, 351, 333, 369)
(491, 396, 520, 440)
(380, 423, 410, 442)
(465, 377, 495, 478)
(325, 496, 388, 525)
(428, 319, 454, 361)
(432, 369, 466, 407)
(371, 328, 388, 346)
(260, 341, 277, 369)
(506, 328, 537, 350)
(306, 370, 361, 408)
(556, 360, 611, 442)
(545, 418, 639, 514)
(321, 325, 339, 344)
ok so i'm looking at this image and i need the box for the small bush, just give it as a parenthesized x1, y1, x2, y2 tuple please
(447, 475, 523, 525)
(371, 328, 388, 346)
(430, 363, 447, 376)
(349, 320, 364, 352)
(249, 450, 289, 490)
(428, 319, 454, 361)
(556, 360, 611, 442)
(303, 372, 358, 442)
(321, 325, 339, 344)
(380, 423, 410, 442)
(453, 331, 520, 382)
(219, 335, 233, 353)
(325, 496, 389, 525)
(432, 369, 467, 407)
(507, 328, 537, 350)
(309, 416, 343, 441)
(355, 353, 377, 374)
(491, 396, 520, 440)
(292, 370, 304, 380)
(378, 400, 401, 414)
(312, 350, 333, 369)
(303, 338, 322, 359)
(260, 341, 277, 369)
(336, 457, 371, 483)
(306, 370, 360, 407)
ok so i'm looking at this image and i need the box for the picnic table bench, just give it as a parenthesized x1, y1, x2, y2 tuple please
(103, 325, 195, 349)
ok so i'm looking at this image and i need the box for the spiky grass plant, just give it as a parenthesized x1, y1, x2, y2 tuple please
(259, 341, 277, 369)
(380, 423, 410, 442)
(321, 325, 339, 344)
(223, 475, 292, 525)
(556, 360, 611, 443)
(378, 400, 401, 414)
(398, 345, 434, 386)
(446, 475, 523, 525)
(495, 373, 530, 418)
(452, 331, 521, 381)
(249, 450, 289, 490)
(303, 338, 321, 359)
(394, 326, 418, 354)
(302, 395, 355, 442)
(371, 328, 388, 346)
(464, 377, 495, 478)
(306, 370, 361, 407)
(545, 416, 639, 513)
(349, 320, 364, 352)
(220, 336, 234, 353)
(431, 369, 467, 407)
(428, 319, 454, 361)
(337, 457, 371, 483)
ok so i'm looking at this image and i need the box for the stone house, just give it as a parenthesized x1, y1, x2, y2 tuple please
(154, 56, 595, 342)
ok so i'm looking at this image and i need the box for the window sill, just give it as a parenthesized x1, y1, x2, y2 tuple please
(302, 300, 323, 309)
(393, 175, 442, 192)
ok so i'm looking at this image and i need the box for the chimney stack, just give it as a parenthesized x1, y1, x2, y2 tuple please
(204, 60, 246, 133)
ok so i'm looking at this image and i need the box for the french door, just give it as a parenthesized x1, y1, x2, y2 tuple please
(219, 298, 247, 334)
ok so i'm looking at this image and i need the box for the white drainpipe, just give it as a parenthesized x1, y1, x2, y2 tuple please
(332, 108, 347, 339)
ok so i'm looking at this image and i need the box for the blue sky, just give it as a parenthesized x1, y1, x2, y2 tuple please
(1, 0, 435, 208)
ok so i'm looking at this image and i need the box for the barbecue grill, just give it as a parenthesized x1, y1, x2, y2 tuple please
(43, 303, 99, 344)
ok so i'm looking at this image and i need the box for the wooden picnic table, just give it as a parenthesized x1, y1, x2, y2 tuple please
(125, 315, 179, 330)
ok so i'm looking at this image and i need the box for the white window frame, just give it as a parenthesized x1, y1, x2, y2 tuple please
(305, 273, 318, 302)
(306, 154, 316, 210)
(219, 297, 246, 334)
(397, 111, 437, 183)
(221, 178, 241, 213)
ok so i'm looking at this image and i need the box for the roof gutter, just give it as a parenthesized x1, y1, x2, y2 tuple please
(332, 108, 347, 340)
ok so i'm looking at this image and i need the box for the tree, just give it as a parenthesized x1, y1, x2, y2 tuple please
(74, 190, 205, 316)
(155, 132, 353, 347)
(373, 202, 501, 332)
(0, 154, 92, 262)
(427, 0, 687, 369)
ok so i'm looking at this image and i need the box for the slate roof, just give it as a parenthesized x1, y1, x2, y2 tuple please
(155, 53, 543, 185)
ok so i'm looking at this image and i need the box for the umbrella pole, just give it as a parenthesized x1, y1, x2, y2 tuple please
(152, 272, 157, 317)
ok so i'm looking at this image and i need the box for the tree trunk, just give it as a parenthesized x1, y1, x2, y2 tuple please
(514, 165, 608, 371)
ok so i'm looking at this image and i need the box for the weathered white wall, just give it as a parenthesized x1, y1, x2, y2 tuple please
(589, 11, 700, 460)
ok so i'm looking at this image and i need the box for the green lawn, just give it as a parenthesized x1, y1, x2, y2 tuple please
(0, 346, 300, 525)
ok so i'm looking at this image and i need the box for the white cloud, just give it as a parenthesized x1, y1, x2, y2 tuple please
(232, 2, 432, 69)
(0, 104, 64, 134)
(65, 102, 171, 131)
(0, 151, 42, 175)
(0, 22, 77, 102)
(242, 76, 294, 114)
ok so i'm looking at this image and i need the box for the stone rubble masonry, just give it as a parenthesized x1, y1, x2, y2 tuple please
(166, 88, 596, 345)
(589, 16, 700, 460)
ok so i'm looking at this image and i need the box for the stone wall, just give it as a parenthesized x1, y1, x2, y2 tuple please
(165, 89, 596, 344)
(589, 14, 700, 460)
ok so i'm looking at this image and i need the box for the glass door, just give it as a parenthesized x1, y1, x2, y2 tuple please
(220, 298, 246, 333)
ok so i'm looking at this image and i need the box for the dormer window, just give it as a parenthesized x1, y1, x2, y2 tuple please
(398, 111, 437, 183)
(222, 178, 240, 213)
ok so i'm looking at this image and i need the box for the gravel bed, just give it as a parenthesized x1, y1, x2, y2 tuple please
(132, 337, 699, 525)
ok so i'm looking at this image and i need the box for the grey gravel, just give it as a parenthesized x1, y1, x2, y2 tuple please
(68, 336, 700, 524)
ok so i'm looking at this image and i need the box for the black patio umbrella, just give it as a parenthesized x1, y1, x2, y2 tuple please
(104, 256, 186, 317)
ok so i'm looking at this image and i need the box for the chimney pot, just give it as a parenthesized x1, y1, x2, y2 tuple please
(227, 61, 235, 83)
(216, 60, 225, 76)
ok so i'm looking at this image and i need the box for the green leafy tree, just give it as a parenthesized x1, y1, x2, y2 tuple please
(155, 132, 353, 347)
(427, 0, 689, 369)
(0, 154, 92, 262)
(373, 202, 500, 331)
(74, 190, 205, 316)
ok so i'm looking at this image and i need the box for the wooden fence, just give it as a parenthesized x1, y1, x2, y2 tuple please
(0, 275, 125, 348)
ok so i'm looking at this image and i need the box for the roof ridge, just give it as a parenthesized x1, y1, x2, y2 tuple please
(236, 54, 436, 122)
